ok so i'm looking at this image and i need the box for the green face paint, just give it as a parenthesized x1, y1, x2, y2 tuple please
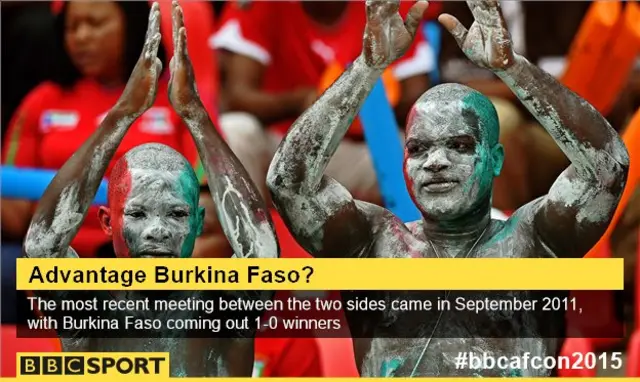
(380, 358, 404, 377)
(486, 214, 519, 246)
(461, 92, 500, 199)
(178, 168, 201, 258)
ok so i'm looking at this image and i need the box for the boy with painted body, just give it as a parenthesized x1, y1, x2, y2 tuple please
(267, 0, 629, 377)
(22, 2, 277, 377)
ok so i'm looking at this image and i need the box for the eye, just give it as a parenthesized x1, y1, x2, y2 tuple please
(87, 17, 107, 28)
(169, 210, 189, 218)
(406, 141, 425, 155)
(126, 211, 145, 219)
(448, 137, 475, 153)
(451, 142, 468, 151)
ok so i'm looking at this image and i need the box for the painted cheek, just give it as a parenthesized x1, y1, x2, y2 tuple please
(462, 146, 486, 194)
(403, 155, 415, 199)
(179, 215, 199, 258)
(476, 149, 494, 193)
(108, 162, 132, 258)
(112, 216, 130, 258)
(403, 157, 422, 203)
(177, 170, 200, 258)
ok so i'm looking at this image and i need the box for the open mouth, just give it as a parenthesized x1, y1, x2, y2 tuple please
(423, 180, 458, 193)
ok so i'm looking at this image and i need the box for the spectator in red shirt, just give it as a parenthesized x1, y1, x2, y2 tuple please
(1, 1, 223, 258)
(211, 1, 439, 205)
(252, 337, 323, 377)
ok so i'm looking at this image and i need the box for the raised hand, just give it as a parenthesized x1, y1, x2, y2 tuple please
(438, 0, 515, 71)
(117, 2, 163, 117)
(168, 1, 199, 117)
(362, 0, 428, 69)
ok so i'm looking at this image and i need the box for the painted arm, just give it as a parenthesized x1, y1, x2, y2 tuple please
(168, 1, 278, 260)
(23, 4, 164, 259)
(266, 0, 428, 257)
(440, 0, 630, 258)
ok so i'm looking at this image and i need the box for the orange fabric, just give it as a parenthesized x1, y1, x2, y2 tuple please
(319, 62, 400, 106)
(319, 62, 400, 136)
(588, 1, 640, 115)
(562, 1, 621, 99)
(586, 108, 640, 258)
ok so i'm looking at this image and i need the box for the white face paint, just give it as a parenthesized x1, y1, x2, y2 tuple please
(120, 170, 198, 258)
(404, 98, 494, 220)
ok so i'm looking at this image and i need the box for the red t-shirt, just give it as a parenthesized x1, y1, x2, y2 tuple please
(211, 1, 439, 136)
(253, 337, 323, 377)
(2, 78, 205, 257)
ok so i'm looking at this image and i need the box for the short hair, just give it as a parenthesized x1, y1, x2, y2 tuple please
(52, 1, 167, 88)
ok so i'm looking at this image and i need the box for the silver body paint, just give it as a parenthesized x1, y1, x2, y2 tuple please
(27, 145, 264, 377)
(24, 116, 134, 259)
(55, 290, 240, 377)
(348, 205, 563, 377)
(125, 171, 190, 255)
(268, 25, 628, 380)
(405, 85, 491, 220)
(22, 2, 272, 375)
(118, 145, 200, 258)
(183, 114, 279, 262)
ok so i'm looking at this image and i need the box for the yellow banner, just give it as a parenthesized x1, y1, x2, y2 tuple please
(7, 377, 635, 381)
(16, 258, 622, 290)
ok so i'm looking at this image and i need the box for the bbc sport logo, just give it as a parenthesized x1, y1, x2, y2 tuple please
(17, 352, 169, 376)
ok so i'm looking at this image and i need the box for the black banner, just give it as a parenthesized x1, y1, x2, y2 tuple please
(17, 290, 622, 339)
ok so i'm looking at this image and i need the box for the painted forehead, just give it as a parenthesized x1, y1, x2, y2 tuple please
(407, 99, 480, 142)
(127, 168, 198, 205)
(407, 84, 497, 143)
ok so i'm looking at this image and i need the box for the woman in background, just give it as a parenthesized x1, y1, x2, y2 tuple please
(1, 1, 220, 258)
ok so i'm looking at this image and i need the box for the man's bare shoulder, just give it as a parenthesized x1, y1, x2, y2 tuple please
(482, 198, 556, 259)
(354, 201, 428, 259)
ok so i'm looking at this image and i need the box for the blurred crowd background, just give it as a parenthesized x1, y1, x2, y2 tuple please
(1, 0, 639, 377)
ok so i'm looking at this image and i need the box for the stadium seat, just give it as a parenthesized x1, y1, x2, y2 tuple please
(1, 325, 61, 377)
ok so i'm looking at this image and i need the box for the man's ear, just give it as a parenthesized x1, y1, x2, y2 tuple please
(492, 143, 505, 177)
(197, 206, 205, 236)
(98, 206, 113, 236)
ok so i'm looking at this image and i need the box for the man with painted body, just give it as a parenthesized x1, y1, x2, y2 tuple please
(267, 0, 629, 377)
(22, 2, 277, 377)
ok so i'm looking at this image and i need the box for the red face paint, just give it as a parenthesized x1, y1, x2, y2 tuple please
(403, 108, 419, 207)
(107, 158, 133, 258)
